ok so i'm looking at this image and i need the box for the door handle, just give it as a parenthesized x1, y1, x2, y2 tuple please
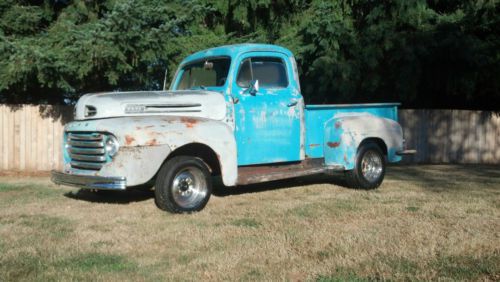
(287, 100, 298, 107)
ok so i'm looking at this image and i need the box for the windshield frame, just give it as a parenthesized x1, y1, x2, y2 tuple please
(171, 56, 232, 91)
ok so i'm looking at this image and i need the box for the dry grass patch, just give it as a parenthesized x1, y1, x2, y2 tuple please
(0, 165, 499, 281)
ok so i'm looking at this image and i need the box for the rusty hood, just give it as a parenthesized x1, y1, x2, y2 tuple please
(74, 90, 227, 121)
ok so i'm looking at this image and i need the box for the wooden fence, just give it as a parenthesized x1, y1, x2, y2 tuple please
(399, 110, 500, 164)
(0, 105, 499, 171)
(0, 105, 72, 171)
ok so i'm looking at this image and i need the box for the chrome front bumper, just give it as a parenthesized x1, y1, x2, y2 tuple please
(51, 171, 127, 190)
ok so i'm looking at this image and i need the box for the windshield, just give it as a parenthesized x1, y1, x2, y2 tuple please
(176, 57, 231, 90)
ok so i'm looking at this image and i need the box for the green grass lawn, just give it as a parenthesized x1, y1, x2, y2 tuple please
(0, 165, 499, 281)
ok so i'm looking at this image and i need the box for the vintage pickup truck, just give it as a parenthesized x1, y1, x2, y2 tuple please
(52, 44, 414, 213)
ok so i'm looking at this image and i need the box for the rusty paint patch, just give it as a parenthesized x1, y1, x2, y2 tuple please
(335, 121, 342, 129)
(125, 135, 135, 145)
(161, 117, 175, 123)
(145, 139, 157, 146)
(146, 131, 164, 138)
(309, 143, 320, 148)
(180, 117, 198, 128)
(327, 142, 340, 148)
(344, 153, 349, 164)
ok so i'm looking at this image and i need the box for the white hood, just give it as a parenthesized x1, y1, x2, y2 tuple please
(74, 90, 227, 121)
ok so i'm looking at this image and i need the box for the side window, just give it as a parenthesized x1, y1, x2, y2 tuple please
(236, 57, 288, 88)
(236, 59, 252, 87)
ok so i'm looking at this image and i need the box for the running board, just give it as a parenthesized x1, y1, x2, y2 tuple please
(236, 158, 344, 185)
(396, 149, 417, 156)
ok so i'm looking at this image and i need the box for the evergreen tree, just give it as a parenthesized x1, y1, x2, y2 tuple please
(0, 0, 498, 110)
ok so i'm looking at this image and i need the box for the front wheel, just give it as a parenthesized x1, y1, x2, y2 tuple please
(344, 143, 386, 189)
(154, 156, 212, 213)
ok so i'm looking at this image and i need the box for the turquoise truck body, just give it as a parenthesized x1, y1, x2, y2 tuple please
(52, 44, 413, 212)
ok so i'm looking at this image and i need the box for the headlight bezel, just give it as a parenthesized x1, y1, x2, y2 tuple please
(105, 135, 119, 157)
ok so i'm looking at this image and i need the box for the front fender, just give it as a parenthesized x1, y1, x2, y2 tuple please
(323, 114, 403, 170)
(65, 116, 237, 186)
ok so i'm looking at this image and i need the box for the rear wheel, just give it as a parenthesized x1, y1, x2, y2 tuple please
(154, 156, 212, 213)
(345, 143, 385, 189)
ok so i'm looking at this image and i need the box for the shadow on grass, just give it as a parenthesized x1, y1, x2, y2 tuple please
(64, 189, 153, 204)
(215, 163, 500, 197)
(212, 173, 347, 197)
(387, 164, 500, 192)
(62, 164, 500, 203)
(61, 174, 348, 203)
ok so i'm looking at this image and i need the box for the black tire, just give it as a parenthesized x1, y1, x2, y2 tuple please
(344, 143, 386, 189)
(154, 156, 212, 213)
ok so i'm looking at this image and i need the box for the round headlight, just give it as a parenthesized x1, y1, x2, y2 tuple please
(105, 136, 119, 157)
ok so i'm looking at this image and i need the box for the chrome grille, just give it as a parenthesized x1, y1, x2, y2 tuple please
(67, 133, 108, 170)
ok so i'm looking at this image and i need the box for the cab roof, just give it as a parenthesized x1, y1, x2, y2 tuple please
(180, 44, 293, 65)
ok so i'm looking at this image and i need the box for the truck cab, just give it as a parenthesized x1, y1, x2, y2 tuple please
(52, 44, 413, 213)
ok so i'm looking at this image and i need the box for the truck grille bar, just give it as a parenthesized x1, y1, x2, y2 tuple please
(69, 133, 104, 141)
(70, 161, 104, 170)
(68, 140, 104, 148)
(67, 132, 108, 170)
(69, 154, 106, 162)
(68, 147, 105, 155)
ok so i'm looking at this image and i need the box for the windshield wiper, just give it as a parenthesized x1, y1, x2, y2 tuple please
(189, 85, 206, 90)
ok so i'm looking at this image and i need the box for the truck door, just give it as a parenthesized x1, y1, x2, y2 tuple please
(232, 52, 302, 165)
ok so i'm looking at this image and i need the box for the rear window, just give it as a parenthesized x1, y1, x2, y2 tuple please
(237, 57, 288, 88)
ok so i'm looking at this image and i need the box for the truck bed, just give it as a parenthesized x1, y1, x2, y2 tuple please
(304, 103, 400, 158)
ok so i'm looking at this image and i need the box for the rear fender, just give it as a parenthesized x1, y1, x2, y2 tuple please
(323, 114, 403, 170)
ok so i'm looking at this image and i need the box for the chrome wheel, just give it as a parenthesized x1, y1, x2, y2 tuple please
(361, 150, 383, 183)
(171, 166, 208, 209)
(344, 143, 385, 189)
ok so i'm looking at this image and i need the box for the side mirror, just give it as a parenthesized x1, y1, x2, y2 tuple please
(162, 68, 168, 90)
(248, 80, 259, 95)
